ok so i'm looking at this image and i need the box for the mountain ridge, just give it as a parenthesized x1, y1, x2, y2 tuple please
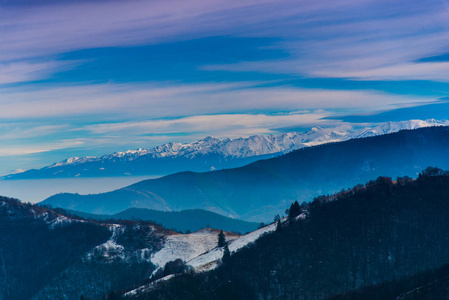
(127, 172, 449, 299)
(63, 207, 259, 234)
(0, 195, 246, 299)
(5, 119, 448, 179)
(41, 126, 449, 221)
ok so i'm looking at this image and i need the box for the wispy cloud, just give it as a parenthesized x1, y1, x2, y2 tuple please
(0, 61, 73, 85)
(202, 1, 449, 81)
(82, 112, 333, 138)
(0, 0, 378, 61)
(0, 140, 84, 157)
(0, 81, 436, 167)
(0, 82, 435, 120)
(0, 0, 448, 174)
(318, 62, 449, 82)
(4, 0, 447, 83)
(0, 111, 340, 163)
(0, 124, 67, 140)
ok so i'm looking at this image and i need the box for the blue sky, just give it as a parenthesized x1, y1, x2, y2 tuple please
(0, 0, 448, 175)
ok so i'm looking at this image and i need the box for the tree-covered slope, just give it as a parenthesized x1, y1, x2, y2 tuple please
(132, 171, 449, 300)
(0, 196, 166, 300)
(42, 127, 449, 221)
(327, 263, 449, 300)
(67, 208, 259, 234)
(0, 196, 111, 299)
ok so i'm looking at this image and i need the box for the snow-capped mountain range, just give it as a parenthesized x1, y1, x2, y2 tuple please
(51, 119, 449, 166)
(5, 119, 449, 179)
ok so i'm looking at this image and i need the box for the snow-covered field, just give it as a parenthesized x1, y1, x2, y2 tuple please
(147, 223, 279, 273)
(150, 228, 239, 269)
(188, 221, 278, 271)
(124, 223, 280, 297)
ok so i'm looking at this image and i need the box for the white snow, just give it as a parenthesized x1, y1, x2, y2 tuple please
(187, 222, 278, 272)
(294, 213, 306, 221)
(85, 224, 126, 261)
(45, 119, 449, 169)
(0, 198, 78, 229)
(124, 222, 284, 296)
(150, 228, 238, 270)
(48, 215, 74, 228)
(124, 274, 176, 297)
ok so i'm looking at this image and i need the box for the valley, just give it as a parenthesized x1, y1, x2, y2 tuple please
(5, 165, 449, 299)
(3, 1, 448, 299)
(41, 126, 449, 222)
(0, 176, 158, 204)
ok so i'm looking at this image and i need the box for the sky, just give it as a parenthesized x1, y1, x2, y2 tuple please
(0, 0, 449, 175)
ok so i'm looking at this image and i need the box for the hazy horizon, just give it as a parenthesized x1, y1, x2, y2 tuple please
(1, 0, 448, 175)
(0, 176, 159, 204)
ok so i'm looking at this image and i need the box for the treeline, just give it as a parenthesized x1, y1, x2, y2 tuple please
(131, 168, 449, 299)
(327, 262, 449, 300)
(34, 221, 164, 300)
(0, 197, 111, 299)
(0, 196, 164, 300)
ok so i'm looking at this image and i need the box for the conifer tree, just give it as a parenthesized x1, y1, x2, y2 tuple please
(274, 214, 281, 222)
(288, 201, 301, 221)
(218, 230, 226, 247)
(223, 245, 230, 259)
(276, 219, 282, 231)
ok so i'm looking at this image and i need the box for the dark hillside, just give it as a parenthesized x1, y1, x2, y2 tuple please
(327, 263, 449, 300)
(68, 208, 259, 233)
(134, 171, 449, 299)
(0, 196, 111, 299)
(42, 127, 449, 221)
(0, 197, 165, 300)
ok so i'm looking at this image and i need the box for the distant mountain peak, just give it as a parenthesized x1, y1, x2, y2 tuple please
(310, 126, 324, 132)
(6, 119, 449, 180)
(48, 119, 449, 166)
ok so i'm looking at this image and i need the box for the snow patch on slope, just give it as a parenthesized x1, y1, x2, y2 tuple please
(150, 228, 238, 270)
(0, 197, 79, 230)
(124, 222, 283, 297)
(188, 222, 278, 272)
(124, 274, 176, 297)
(48, 215, 74, 229)
(85, 224, 126, 262)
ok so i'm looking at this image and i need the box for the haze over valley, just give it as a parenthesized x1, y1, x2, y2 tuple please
(1, 0, 449, 299)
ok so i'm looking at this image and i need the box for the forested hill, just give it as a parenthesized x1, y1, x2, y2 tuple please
(0, 196, 166, 300)
(0, 196, 110, 299)
(327, 262, 449, 300)
(133, 170, 449, 299)
(66, 208, 259, 234)
(0, 196, 245, 300)
(43, 126, 449, 221)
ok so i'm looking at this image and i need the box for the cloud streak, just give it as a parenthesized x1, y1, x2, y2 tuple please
(0, 81, 436, 169)
(202, 1, 449, 81)
(0, 139, 84, 157)
(0, 82, 435, 120)
(3, 0, 447, 82)
(0, 0, 381, 60)
(82, 112, 333, 137)
(0, 0, 448, 174)
(0, 60, 83, 85)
